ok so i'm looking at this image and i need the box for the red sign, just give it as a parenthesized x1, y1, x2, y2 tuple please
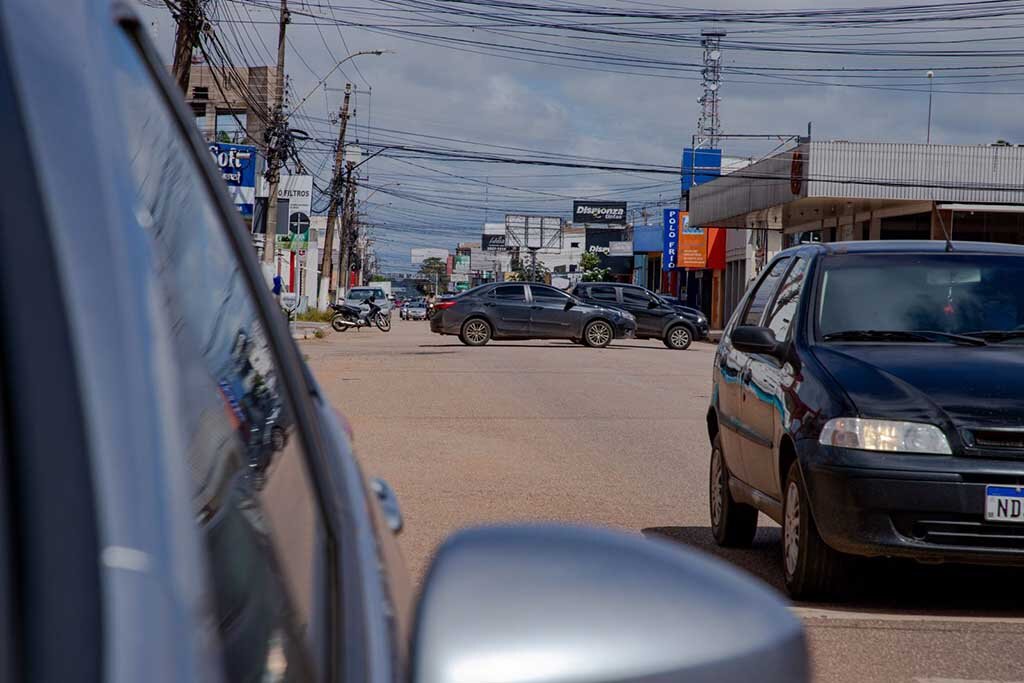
(790, 151, 804, 195)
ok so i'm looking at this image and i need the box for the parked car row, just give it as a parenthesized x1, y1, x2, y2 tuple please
(428, 282, 709, 349)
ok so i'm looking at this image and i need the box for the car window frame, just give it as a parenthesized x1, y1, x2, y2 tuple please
(739, 256, 793, 328)
(586, 284, 621, 303)
(490, 283, 528, 302)
(117, 15, 344, 679)
(762, 256, 809, 343)
(529, 284, 572, 303)
(621, 286, 654, 307)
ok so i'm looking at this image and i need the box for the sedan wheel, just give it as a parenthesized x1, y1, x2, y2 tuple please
(664, 325, 692, 350)
(460, 318, 491, 346)
(583, 320, 613, 348)
(709, 435, 757, 547)
(782, 461, 852, 600)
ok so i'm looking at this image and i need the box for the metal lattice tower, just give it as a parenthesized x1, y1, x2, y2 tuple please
(696, 29, 725, 149)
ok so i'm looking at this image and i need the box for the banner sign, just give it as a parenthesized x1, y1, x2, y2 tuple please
(662, 209, 681, 271)
(680, 215, 708, 269)
(482, 233, 507, 251)
(609, 241, 633, 257)
(585, 228, 631, 274)
(573, 201, 627, 224)
(210, 142, 257, 216)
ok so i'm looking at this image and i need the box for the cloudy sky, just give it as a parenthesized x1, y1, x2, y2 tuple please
(139, 0, 1024, 272)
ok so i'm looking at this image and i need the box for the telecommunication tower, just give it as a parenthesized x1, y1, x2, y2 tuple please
(696, 29, 726, 149)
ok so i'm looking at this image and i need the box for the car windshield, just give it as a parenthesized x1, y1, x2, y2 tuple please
(818, 253, 1024, 341)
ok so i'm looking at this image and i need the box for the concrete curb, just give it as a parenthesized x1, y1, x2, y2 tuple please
(291, 322, 332, 341)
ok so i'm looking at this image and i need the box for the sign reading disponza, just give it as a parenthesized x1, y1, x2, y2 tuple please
(573, 201, 627, 224)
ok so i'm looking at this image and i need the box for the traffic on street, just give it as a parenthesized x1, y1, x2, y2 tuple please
(7, 0, 1024, 682)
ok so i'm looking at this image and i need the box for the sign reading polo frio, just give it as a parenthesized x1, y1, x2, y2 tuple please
(573, 201, 627, 224)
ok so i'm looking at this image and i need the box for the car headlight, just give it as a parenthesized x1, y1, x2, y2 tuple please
(819, 418, 951, 455)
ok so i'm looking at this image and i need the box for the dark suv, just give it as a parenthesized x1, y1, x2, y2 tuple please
(708, 240, 1024, 599)
(573, 283, 708, 349)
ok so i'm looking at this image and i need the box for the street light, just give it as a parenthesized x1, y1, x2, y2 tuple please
(926, 70, 935, 144)
(292, 49, 393, 115)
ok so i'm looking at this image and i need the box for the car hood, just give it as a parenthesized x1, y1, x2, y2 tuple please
(813, 343, 1024, 428)
(670, 304, 703, 319)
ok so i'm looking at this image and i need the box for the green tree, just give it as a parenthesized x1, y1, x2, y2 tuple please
(508, 255, 549, 282)
(579, 251, 611, 282)
(417, 256, 449, 293)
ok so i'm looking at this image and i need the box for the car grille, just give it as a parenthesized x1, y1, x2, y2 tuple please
(961, 428, 1024, 459)
(895, 514, 1024, 551)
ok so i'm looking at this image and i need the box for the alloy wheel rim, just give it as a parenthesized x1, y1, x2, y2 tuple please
(784, 481, 801, 576)
(466, 321, 488, 343)
(588, 323, 611, 346)
(710, 448, 724, 529)
(671, 328, 690, 347)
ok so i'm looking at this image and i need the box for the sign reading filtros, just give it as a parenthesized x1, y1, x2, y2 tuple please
(573, 201, 626, 224)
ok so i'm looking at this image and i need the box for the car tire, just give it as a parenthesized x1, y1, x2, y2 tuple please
(582, 320, 613, 348)
(664, 324, 693, 350)
(783, 461, 852, 600)
(459, 318, 491, 346)
(709, 434, 758, 547)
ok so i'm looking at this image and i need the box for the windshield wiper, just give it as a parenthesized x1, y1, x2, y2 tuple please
(962, 330, 1024, 343)
(822, 329, 987, 346)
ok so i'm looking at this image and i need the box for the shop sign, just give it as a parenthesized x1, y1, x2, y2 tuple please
(210, 142, 257, 216)
(679, 215, 708, 269)
(662, 209, 681, 271)
(573, 201, 627, 224)
(609, 241, 633, 257)
(482, 234, 507, 250)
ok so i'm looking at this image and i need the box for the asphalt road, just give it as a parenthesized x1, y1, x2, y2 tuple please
(304, 320, 1024, 682)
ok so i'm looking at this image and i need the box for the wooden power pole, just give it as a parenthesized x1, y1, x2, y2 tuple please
(261, 0, 290, 266)
(337, 161, 358, 298)
(318, 84, 352, 307)
(169, 0, 205, 95)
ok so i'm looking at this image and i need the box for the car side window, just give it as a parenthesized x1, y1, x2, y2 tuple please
(113, 27, 324, 681)
(531, 286, 570, 302)
(491, 284, 527, 301)
(622, 288, 651, 306)
(742, 257, 792, 326)
(588, 285, 619, 302)
(765, 258, 809, 341)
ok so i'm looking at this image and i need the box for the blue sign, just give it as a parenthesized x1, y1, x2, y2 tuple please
(209, 143, 257, 216)
(662, 209, 680, 271)
(681, 147, 722, 193)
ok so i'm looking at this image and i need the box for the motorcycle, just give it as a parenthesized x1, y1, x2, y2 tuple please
(330, 297, 392, 332)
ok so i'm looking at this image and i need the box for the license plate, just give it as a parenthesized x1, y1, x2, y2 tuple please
(985, 486, 1024, 522)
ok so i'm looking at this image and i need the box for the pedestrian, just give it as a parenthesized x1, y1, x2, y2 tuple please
(272, 272, 283, 302)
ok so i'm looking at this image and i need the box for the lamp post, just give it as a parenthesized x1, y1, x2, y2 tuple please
(926, 70, 935, 144)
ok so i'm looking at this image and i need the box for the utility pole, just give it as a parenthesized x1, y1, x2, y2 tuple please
(926, 70, 935, 144)
(337, 160, 358, 298)
(318, 84, 352, 308)
(261, 0, 289, 268)
(169, 0, 205, 96)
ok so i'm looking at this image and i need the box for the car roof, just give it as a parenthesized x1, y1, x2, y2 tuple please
(783, 240, 1024, 258)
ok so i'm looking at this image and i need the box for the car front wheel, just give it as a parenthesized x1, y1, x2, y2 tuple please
(709, 435, 758, 547)
(783, 461, 852, 600)
(582, 320, 613, 348)
(664, 324, 693, 350)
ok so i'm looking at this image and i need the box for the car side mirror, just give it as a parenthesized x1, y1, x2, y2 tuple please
(648, 299, 660, 309)
(731, 325, 781, 356)
(411, 525, 807, 683)
(564, 298, 576, 310)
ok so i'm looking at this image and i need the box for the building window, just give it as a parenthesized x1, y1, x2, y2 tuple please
(191, 85, 209, 100)
(216, 111, 247, 144)
(570, 241, 580, 248)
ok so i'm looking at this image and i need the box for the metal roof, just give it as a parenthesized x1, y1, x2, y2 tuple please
(690, 141, 1024, 228)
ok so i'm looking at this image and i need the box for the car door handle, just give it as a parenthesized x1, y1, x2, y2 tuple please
(484, 302, 495, 307)
(370, 478, 403, 534)
(531, 306, 542, 310)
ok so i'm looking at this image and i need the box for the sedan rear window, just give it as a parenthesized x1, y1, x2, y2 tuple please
(818, 253, 1024, 338)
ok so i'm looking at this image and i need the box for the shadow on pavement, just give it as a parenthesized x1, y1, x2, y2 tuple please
(644, 525, 1024, 617)
(416, 342, 670, 350)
